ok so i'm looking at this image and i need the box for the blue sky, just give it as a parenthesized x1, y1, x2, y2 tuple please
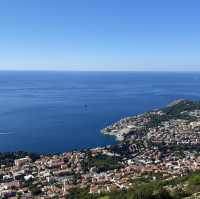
(0, 0, 200, 71)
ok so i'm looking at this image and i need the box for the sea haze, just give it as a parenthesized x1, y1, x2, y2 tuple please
(0, 71, 200, 153)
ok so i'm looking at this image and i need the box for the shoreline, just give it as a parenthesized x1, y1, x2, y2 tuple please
(2, 99, 200, 197)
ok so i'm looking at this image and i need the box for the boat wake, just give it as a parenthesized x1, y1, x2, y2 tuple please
(0, 131, 14, 135)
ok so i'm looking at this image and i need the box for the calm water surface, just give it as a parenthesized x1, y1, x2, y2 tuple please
(0, 71, 200, 153)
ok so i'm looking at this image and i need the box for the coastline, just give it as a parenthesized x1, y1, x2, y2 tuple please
(2, 99, 200, 198)
(101, 127, 131, 141)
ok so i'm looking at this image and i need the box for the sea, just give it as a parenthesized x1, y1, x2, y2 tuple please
(0, 71, 200, 153)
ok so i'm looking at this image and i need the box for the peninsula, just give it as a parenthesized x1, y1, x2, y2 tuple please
(102, 99, 200, 144)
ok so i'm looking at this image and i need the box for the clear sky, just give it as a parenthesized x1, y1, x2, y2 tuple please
(0, 0, 200, 71)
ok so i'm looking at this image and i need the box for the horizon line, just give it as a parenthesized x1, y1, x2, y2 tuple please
(0, 69, 200, 73)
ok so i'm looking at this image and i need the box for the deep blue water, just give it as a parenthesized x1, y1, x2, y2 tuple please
(0, 71, 200, 153)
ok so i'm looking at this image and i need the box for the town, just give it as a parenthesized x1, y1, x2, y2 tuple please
(1, 99, 200, 198)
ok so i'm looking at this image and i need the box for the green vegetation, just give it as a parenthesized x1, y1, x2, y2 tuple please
(0, 151, 40, 166)
(156, 143, 200, 154)
(66, 173, 200, 199)
(99, 197, 109, 199)
(66, 187, 97, 199)
(29, 185, 42, 196)
(187, 174, 200, 194)
(162, 99, 200, 116)
(81, 154, 122, 173)
(66, 183, 174, 199)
